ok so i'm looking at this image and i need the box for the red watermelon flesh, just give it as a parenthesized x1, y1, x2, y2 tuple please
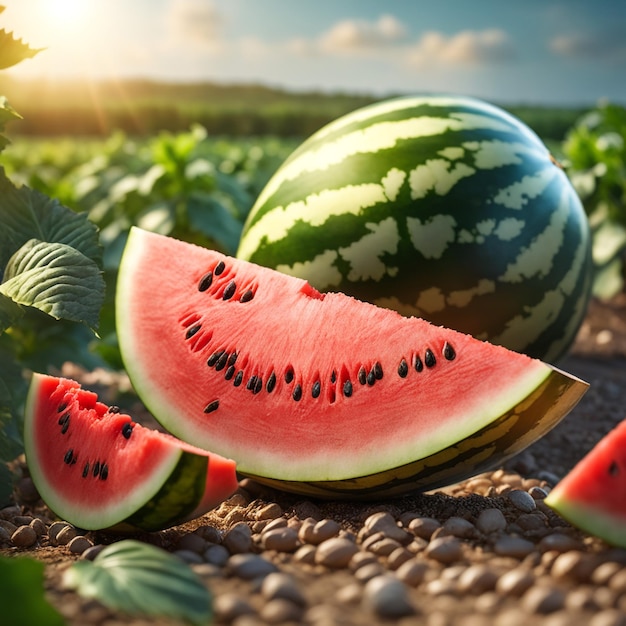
(545, 419, 626, 548)
(24, 373, 238, 531)
(116, 228, 588, 495)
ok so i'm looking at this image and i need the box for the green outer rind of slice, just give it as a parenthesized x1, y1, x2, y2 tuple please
(244, 366, 587, 499)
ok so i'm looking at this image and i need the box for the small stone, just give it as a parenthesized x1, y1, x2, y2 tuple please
(0, 519, 17, 535)
(538, 533, 580, 553)
(529, 486, 549, 500)
(261, 526, 299, 552)
(227, 553, 278, 579)
(363, 511, 411, 544)
(425, 578, 459, 596)
(260, 598, 304, 624)
(424, 536, 463, 564)
(55, 525, 77, 546)
(386, 546, 412, 570)
(293, 544, 317, 565)
(223, 522, 253, 554)
(440, 516, 476, 538)
(213, 594, 256, 622)
(363, 574, 415, 618)
(261, 572, 306, 606)
(493, 536, 535, 558)
(196, 524, 222, 544)
(177, 532, 207, 554)
(476, 508, 507, 534)
(590, 608, 626, 626)
(191, 563, 221, 578)
(366, 536, 401, 556)
(16, 477, 40, 503)
(13, 515, 34, 526)
(255, 502, 282, 520)
(591, 561, 622, 585)
(522, 585, 565, 614)
(11, 525, 37, 548)
(348, 550, 378, 572)
(354, 562, 385, 583)
(204, 544, 229, 566)
(0, 527, 11, 543)
(495, 567, 535, 596)
(262, 517, 288, 533)
(68, 535, 93, 555)
(310, 518, 341, 543)
(608, 568, 626, 594)
(314, 537, 359, 569)
(395, 559, 429, 586)
(174, 549, 204, 564)
(566, 587, 600, 611)
(81, 544, 105, 561)
(335, 583, 362, 605)
(550, 550, 595, 582)
(408, 516, 441, 540)
(457, 564, 499, 594)
(516, 513, 548, 533)
(508, 490, 537, 513)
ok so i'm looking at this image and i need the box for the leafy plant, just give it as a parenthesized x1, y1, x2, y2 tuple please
(563, 102, 626, 298)
(0, 11, 104, 504)
(63, 540, 212, 625)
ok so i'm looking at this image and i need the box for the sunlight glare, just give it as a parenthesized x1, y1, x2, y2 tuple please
(43, 0, 90, 28)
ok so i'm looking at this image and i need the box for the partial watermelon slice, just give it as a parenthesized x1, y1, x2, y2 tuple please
(116, 227, 589, 498)
(24, 373, 239, 531)
(545, 420, 626, 548)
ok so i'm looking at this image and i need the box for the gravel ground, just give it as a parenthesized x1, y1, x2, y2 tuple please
(2, 295, 626, 626)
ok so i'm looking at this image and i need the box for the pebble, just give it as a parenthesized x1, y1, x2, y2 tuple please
(81, 544, 105, 561)
(204, 544, 230, 566)
(439, 516, 476, 539)
(508, 490, 537, 513)
(213, 594, 256, 622)
(0, 526, 11, 543)
(522, 585, 565, 614)
(174, 549, 205, 564)
(386, 546, 413, 570)
(307, 519, 341, 544)
(424, 536, 463, 564)
(457, 564, 499, 594)
(608, 568, 626, 593)
(495, 567, 536, 596)
(293, 544, 317, 565)
(362, 511, 411, 544)
(366, 536, 401, 556)
(335, 582, 362, 605)
(255, 502, 282, 520)
(551, 550, 595, 582)
(476, 508, 507, 534)
(314, 537, 359, 569)
(227, 553, 278, 579)
(363, 574, 415, 618)
(493, 535, 535, 558)
(261, 526, 299, 552)
(591, 561, 622, 585)
(349, 551, 378, 572)
(590, 609, 626, 626)
(354, 562, 385, 583)
(223, 522, 253, 554)
(68, 535, 93, 555)
(395, 558, 429, 586)
(177, 532, 207, 554)
(260, 598, 304, 624)
(11, 525, 38, 548)
(261, 572, 306, 606)
(408, 516, 441, 539)
(538, 533, 581, 553)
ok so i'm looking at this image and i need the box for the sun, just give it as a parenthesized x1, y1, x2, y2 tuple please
(43, 0, 90, 28)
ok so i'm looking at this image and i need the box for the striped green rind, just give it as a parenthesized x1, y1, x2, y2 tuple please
(238, 96, 592, 363)
(244, 365, 585, 499)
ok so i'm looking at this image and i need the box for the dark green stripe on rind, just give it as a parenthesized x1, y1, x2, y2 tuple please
(240, 368, 587, 500)
(119, 451, 208, 532)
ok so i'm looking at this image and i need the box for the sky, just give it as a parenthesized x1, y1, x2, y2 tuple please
(3, 0, 626, 106)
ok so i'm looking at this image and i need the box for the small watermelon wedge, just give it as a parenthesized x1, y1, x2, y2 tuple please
(545, 420, 626, 548)
(24, 373, 239, 531)
(116, 227, 589, 498)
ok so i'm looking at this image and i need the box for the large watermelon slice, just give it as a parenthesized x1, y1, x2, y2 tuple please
(117, 227, 588, 498)
(545, 420, 626, 548)
(24, 373, 239, 531)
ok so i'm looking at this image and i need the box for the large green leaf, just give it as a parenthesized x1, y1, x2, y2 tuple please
(0, 292, 23, 332)
(0, 96, 21, 153)
(187, 192, 243, 255)
(63, 540, 211, 625)
(0, 556, 66, 626)
(0, 27, 43, 70)
(0, 239, 105, 330)
(0, 171, 102, 270)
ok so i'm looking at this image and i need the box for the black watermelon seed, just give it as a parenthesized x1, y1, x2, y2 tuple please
(108, 405, 120, 414)
(253, 377, 263, 394)
(215, 351, 229, 371)
(61, 417, 70, 435)
(609, 460, 620, 476)
(312, 380, 321, 398)
(57, 402, 68, 413)
(198, 271, 213, 292)
(374, 362, 383, 380)
(266, 372, 276, 393)
(343, 380, 353, 397)
(99, 464, 108, 481)
(227, 352, 238, 367)
(247, 375, 258, 391)
(92, 461, 100, 477)
(367, 369, 376, 386)
(240, 290, 255, 303)
(224, 365, 235, 381)
(233, 371, 244, 387)
(207, 349, 225, 367)
(330, 370, 337, 384)
(443, 342, 456, 361)
(223, 280, 236, 300)
(185, 324, 201, 339)
(358, 367, 367, 385)
(121, 422, 133, 439)
(82, 462, 90, 478)
(204, 400, 220, 414)
(292, 384, 302, 401)
(58, 412, 69, 426)
(414, 356, 424, 372)
(425, 349, 436, 368)
(63, 449, 74, 465)
(214, 260, 226, 275)
(398, 359, 408, 378)
(285, 368, 294, 384)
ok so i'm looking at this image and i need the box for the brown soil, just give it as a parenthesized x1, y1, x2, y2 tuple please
(3, 295, 626, 626)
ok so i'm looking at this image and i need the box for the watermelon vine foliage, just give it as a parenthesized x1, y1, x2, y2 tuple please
(0, 12, 104, 506)
(564, 102, 626, 298)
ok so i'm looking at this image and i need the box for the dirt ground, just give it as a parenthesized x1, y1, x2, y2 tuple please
(3, 295, 626, 626)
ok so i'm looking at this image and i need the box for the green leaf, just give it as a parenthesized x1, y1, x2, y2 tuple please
(0, 292, 23, 332)
(0, 239, 105, 330)
(187, 193, 243, 255)
(0, 556, 66, 626)
(63, 540, 211, 625)
(0, 96, 21, 152)
(0, 170, 102, 270)
(0, 28, 43, 70)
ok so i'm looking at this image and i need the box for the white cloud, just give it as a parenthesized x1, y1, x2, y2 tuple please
(167, 0, 224, 50)
(407, 29, 516, 67)
(318, 14, 408, 54)
(550, 31, 626, 62)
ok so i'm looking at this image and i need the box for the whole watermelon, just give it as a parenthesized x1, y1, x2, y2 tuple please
(237, 95, 592, 362)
